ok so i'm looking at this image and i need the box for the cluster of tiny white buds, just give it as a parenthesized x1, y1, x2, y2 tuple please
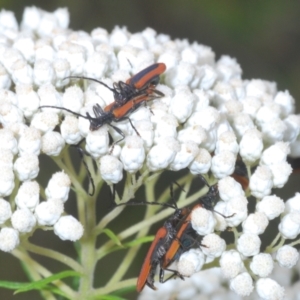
(0, 6, 299, 299)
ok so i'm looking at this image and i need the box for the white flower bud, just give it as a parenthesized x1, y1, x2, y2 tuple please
(0, 63, 11, 89)
(11, 59, 33, 85)
(278, 212, 300, 239)
(256, 195, 284, 220)
(197, 65, 218, 90)
(250, 253, 273, 277)
(269, 161, 292, 188)
(99, 155, 123, 184)
(154, 114, 178, 144)
(62, 85, 84, 114)
(216, 55, 242, 82)
(109, 26, 129, 49)
(84, 51, 108, 79)
(189, 148, 211, 174)
(276, 245, 299, 269)
(261, 117, 287, 144)
(274, 90, 295, 118)
(231, 113, 255, 140)
(191, 206, 216, 235)
(285, 192, 300, 213)
(256, 102, 281, 127)
(186, 107, 220, 131)
(18, 127, 41, 155)
(169, 86, 196, 123)
(169, 141, 199, 171)
(256, 278, 285, 300)
(147, 137, 180, 172)
(35, 198, 64, 226)
(215, 195, 248, 227)
(58, 42, 86, 75)
(0, 166, 15, 197)
(31, 111, 59, 133)
(37, 12, 59, 37)
(15, 180, 40, 211)
(54, 215, 83, 241)
(35, 40, 55, 62)
(53, 58, 70, 88)
(249, 165, 273, 198)
(177, 248, 205, 277)
(21, 6, 41, 31)
(133, 120, 154, 149)
(0, 102, 24, 127)
(33, 59, 55, 86)
(0, 129, 18, 154)
(260, 142, 290, 166)
(60, 115, 83, 144)
(38, 84, 62, 108)
(0, 198, 12, 224)
(0, 9, 18, 31)
(219, 250, 244, 279)
(14, 153, 39, 181)
(223, 100, 243, 116)
(201, 233, 226, 259)
(11, 208, 36, 233)
(91, 27, 109, 44)
(165, 62, 195, 88)
(283, 114, 300, 143)
(237, 233, 261, 257)
(193, 89, 210, 112)
(241, 96, 261, 118)
(45, 171, 71, 202)
(239, 128, 263, 164)
(177, 125, 207, 145)
(41, 131, 65, 156)
(215, 131, 239, 155)
(211, 151, 236, 179)
(242, 212, 269, 235)
(229, 272, 254, 297)
(85, 127, 109, 158)
(181, 47, 198, 64)
(2, 48, 23, 74)
(0, 227, 19, 252)
(54, 8, 69, 29)
(120, 136, 145, 173)
(218, 176, 244, 202)
(0, 149, 13, 168)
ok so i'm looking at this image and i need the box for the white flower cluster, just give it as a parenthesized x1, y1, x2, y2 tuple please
(0, 6, 299, 299)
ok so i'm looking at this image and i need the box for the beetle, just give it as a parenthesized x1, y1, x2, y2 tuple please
(160, 177, 219, 282)
(67, 63, 166, 113)
(114, 183, 188, 292)
(40, 91, 153, 145)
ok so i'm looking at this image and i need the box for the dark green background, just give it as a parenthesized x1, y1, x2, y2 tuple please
(1, 1, 300, 299)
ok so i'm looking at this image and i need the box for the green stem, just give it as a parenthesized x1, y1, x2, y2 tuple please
(22, 241, 84, 273)
(93, 278, 136, 296)
(13, 248, 76, 299)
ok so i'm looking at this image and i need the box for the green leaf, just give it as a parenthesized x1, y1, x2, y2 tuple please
(101, 229, 123, 247)
(15, 270, 82, 294)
